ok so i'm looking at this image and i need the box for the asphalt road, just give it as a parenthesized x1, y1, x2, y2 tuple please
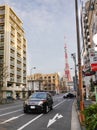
(0, 94, 74, 130)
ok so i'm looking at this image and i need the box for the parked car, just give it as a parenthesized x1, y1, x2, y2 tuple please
(63, 92, 76, 99)
(23, 92, 53, 114)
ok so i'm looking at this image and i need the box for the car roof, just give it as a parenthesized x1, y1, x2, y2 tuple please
(34, 91, 50, 94)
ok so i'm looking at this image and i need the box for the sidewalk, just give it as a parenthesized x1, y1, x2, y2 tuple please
(71, 99, 95, 130)
(71, 100, 82, 130)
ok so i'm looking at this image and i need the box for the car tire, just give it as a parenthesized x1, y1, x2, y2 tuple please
(43, 105, 49, 114)
(24, 109, 27, 113)
(50, 105, 53, 110)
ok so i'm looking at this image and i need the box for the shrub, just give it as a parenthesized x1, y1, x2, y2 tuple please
(82, 104, 97, 130)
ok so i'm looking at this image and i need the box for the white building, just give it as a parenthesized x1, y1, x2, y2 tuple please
(0, 5, 27, 99)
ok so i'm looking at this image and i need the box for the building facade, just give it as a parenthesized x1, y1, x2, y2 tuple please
(27, 73, 60, 94)
(81, 0, 97, 98)
(0, 5, 27, 99)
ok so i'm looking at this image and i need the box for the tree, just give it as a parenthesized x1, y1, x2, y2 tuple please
(0, 63, 9, 89)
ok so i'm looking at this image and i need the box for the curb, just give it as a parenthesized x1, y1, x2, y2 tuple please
(74, 100, 86, 130)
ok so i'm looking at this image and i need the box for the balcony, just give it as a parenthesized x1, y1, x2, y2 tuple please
(10, 53, 15, 58)
(0, 51, 4, 55)
(17, 64, 21, 68)
(10, 46, 15, 51)
(10, 69, 14, 74)
(23, 53, 26, 57)
(0, 28, 4, 33)
(23, 66, 26, 70)
(17, 79, 21, 83)
(23, 80, 26, 84)
(0, 26, 4, 29)
(17, 57, 21, 62)
(10, 77, 14, 82)
(17, 50, 21, 55)
(0, 60, 3, 64)
(17, 71, 21, 75)
(0, 43, 4, 47)
(10, 61, 14, 66)
(17, 43, 21, 48)
(17, 36, 21, 42)
(0, 10, 5, 14)
(11, 38, 15, 43)
(23, 59, 26, 64)
(11, 30, 15, 36)
(23, 73, 26, 77)
(0, 19, 4, 23)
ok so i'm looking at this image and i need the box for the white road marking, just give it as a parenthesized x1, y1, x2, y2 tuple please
(53, 100, 66, 108)
(0, 105, 22, 111)
(17, 114, 43, 130)
(0, 114, 24, 124)
(47, 113, 63, 128)
(17, 100, 66, 130)
(0, 109, 22, 117)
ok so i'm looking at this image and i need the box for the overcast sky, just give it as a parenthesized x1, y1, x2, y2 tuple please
(0, 0, 80, 77)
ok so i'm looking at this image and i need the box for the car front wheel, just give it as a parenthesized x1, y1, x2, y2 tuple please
(24, 109, 28, 113)
(50, 105, 53, 110)
(43, 105, 49, 114)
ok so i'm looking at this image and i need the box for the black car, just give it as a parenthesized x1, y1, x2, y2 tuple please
(23, 92, 53, 114)
(63, 92, 76, 99)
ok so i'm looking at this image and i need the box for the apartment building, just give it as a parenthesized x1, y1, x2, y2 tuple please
(81, 0, 97, 98)
(0, 5, 27, 99)
(42, 73, 60, 93)
(27, 73, 60, 94)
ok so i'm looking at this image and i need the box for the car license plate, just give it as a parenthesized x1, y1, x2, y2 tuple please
(30, 106, 35, 109)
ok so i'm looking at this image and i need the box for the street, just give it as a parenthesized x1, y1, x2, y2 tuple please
(0, 94, 74, 130)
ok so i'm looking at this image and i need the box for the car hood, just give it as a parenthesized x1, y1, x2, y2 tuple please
(26, 98, 45, 105)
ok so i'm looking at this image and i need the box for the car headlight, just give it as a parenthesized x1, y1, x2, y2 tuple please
(38, 101, 44, 106)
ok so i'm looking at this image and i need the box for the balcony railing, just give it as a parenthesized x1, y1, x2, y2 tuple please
(17, 57, 21, 62)
(10, 69, 14, 74)
(0, 43, 4, 47)
(17, 64, 21, 68)
(17, 79, 21, 83)
(0, 51, 4, 55)
(10, 61, 14, 66)
(11, 30, 15, 36)
(10, 77, 14, 82)
(0, 10, 5, 14)
(17, 71, 21, 75)
(10, 53, 15, 58)
(0, 19, 4, 23)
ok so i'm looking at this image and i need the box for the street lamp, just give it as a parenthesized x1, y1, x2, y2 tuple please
(30, 67, 36, 76)
(75, 0, 84, 122)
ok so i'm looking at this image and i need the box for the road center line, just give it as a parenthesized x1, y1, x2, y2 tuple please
(17, 100, 66, 130)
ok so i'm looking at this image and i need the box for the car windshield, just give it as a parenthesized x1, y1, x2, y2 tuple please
(29, 92, 46, 99)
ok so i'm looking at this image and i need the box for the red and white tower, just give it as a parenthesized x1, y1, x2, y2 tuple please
(64, 44, 72, 81)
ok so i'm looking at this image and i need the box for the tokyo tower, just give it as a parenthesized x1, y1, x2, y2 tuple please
(64, 44, 72, 81)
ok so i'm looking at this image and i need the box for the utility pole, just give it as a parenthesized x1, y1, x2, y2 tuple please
(75, 0, 84, 122)
(71, 53, 77, 91)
